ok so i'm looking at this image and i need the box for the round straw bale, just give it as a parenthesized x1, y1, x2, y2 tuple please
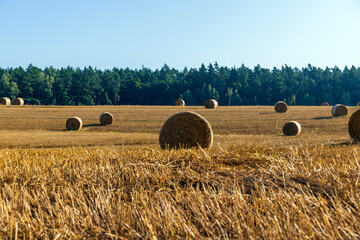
(66, 117, 83, 131)
(331, 104, 348, 117)
(0, 97, 11, 105)
(321, 102, 330, 106)
(283, 121, 301, 136)
(274, 101, 287, 113)
(205, 99, 218, 109)
(159, 111, 213, 149)
(12, 98, 24, 105)
(100, 112, 113, 125)
(175, 99, 185, 106)
(348, 109, 360, 142)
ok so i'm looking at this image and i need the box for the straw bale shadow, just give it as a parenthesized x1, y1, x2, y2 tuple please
(83, 123, 103, 127)
(313, 116, 334, 120)
(170, 169, 344, 200)
(328, 141, 357, 147)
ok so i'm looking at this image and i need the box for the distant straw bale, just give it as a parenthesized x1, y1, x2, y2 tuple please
(321, 102, 330, 106)
(0, 97, 11, 105)
(205, 99, 218, 109)
(349, 109, 360, 142)
(13, 98, 24, 105)
(175, 99, 185, 106)
(331, 104, 348, 117)
(159, 111, 213, 149)
(274, 101, 287, 113)
(283, 121, 301, 136)
(66, 117, 83, 131)
(100, 112, 113, 125)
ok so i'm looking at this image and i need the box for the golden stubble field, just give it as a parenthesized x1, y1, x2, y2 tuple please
(0, 105, 360, 239)
(0, 105, 356, 148)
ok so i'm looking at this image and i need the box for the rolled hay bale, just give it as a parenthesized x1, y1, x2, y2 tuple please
(0, 97, 11, 105)
(12, 98, 24, 105)
(100, 112, 113, 125)
(283, 121, 301, 136)
(274, 101, 288, 113)
(66, 117, 83, 131)
(331, 104, 348, 117)
(321, 102, 330, 106)
(159, 111, 213, 149)
(348, 109, 360, 142)
(175, 99, 185, 106)
(204, 99, 218, 109)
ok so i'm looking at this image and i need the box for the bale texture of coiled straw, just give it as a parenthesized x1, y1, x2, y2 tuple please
(175, 99, 185, 106)
(204, 99, 218, 109)
(159, 111, 213, 149)
(66, 117, 83, 131)
(274, 101, 287, 113)
(331, 104, 348, 117)
(283, 121, 301, 136)
(100, 112, 113, 125)
(0, 97, 11, 105)
(348, 109, 360, 142)
(13, 98, 24, 105)
(321, 102, 330, 106)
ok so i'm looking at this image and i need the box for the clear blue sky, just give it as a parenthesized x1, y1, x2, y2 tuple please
(0, 0, 360, 70)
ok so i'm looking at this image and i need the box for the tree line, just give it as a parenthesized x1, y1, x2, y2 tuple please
(0, 63, 359, 106)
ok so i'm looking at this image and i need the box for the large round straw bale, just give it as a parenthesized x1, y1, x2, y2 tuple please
(159, 111, 213, 149)
(348, 109, 360, 142)
(66, 117, 83, 131)
(100, 112, 113, 125)
(175, 99, 185, 106)
(283, 121, 301, 136)
(0, 97, 11, 105)
(331, 104, 348, 117)
(321, 102, 330, 106)
(205, 99, 218, 109)
(274, 101, 287, 113)
(12, 98, 24, 105)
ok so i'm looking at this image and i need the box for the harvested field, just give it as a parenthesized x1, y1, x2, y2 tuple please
(0, 105, 354, 145)
(0, 105, 359, 239)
